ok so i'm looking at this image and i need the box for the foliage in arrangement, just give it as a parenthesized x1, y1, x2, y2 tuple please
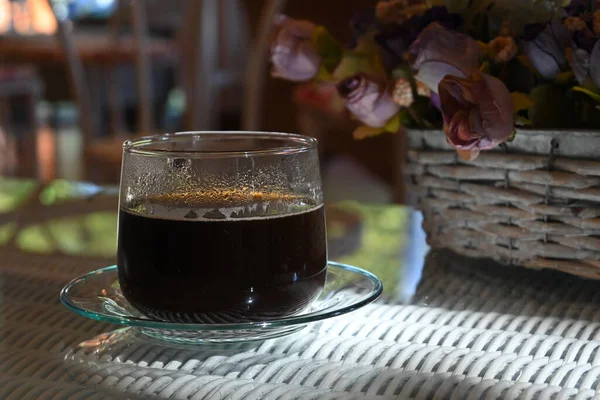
(269, 0, 600, 160)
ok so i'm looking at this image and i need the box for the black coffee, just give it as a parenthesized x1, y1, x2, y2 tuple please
(117, 191, 327, 323)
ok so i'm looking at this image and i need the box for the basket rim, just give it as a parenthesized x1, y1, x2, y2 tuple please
(407, 128, 600, 137)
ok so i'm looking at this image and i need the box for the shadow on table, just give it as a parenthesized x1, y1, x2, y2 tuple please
(412, 248, 600, 322)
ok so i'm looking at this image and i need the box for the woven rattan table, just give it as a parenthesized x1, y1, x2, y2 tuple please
(1, 179, 600, 399)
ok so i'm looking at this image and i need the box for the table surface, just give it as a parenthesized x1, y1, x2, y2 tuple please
(1, 179, 600, 399)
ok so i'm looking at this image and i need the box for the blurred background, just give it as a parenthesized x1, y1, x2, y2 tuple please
(0, 0, 404, 203)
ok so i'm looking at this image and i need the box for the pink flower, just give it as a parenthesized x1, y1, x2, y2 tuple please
(336, 73, 400, 128)
(439, 73, 514, 160)
(270, 15, 321, 82)
(409, 23, 482, 93)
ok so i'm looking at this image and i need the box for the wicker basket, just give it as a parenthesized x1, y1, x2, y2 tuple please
(406, 129, 600, 279)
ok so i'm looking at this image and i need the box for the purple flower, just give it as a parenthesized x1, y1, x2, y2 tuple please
(408, 23, 481, 93)
(270, 16, 321, 82)
(336, 73, 400, 128)
(572, 40, 600, 89)
(439, 73, 514, 160)
(521, 20, 569, 79)
(561, 13, 600, 89)
(430, 92, 441, 111)
(375, 7, 462, 69)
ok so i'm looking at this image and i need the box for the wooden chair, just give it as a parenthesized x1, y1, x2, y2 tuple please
(242, 0, 286, 130)
(0, 66, 44, 177)
(48, 0, 251, 182)
(182, 0, 250, 131)
(46, 0, 152, 182)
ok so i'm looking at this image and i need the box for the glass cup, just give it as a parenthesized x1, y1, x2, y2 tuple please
(117, 132, 327, 323)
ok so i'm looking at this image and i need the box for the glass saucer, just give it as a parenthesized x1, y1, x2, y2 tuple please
(60, 262, 382, 345)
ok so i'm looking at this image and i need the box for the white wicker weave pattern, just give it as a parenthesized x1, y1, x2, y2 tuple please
(406, 129, 600, 279)
(0, 376, 148, 399)
(3, 243, 600, 397)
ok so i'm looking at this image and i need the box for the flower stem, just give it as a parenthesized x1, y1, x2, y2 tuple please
(408, 106, 425, 129)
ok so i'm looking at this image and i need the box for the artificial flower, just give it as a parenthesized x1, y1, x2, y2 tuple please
(392, 78, 431, 107)
(439, 72, 514, 160)
(570, 19, 596, 51)
(566, 15, 596, 60)
(594, 10, 600, 35)
(521, 20, 569, 80)
(393, 78, 414, 107)
(375, 7, 463, 69)
(409, 23, 482, 93)
(571, 41, 600, 89)
(430, 91, 441, 110)
(564, 13, 600, 91)
(489, 0, 569, 33)
(416, 80, 431, 97)
(336, 73, 400, 128)
(270, 16, 321, 82)
(488, 36, 518, 63)
(564, 16, 588, 33)
(293, 83, 345, 116)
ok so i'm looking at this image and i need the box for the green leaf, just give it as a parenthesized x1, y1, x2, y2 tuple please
(351, 113, 403, 140)
(353, 125, 384, 140)
(573, 86, 600, 103)
(315, 65, 334, 82)
(383, 114, 402, 134)
(421, 118, 435, 129)
(515, 115, 533, 127)
(333, 37, 386, 81)
(479, 61, 491, 74)
(391, 66, 413, 80)
(333, 53, 375, 81)
(511, 92, 534, 114)
(312, 26, 343, 75)
(554, 71, 574, 85)
(506, 129, 517, 142)
(398, 108, 414, 127)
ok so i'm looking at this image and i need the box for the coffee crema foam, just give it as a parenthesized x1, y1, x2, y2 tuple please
(124, 190, 321, 222)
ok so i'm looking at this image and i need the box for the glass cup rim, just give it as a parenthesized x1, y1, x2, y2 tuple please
(123, 131, 318, 158)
